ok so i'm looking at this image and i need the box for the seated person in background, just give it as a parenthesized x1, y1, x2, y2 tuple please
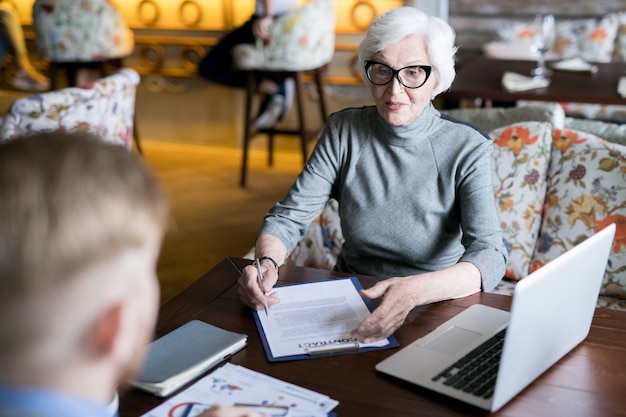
(238, 7, 508, 343)
(198, 0, 300, 130)
(0, 132, 266, 417)
(0, 0, 49, 91)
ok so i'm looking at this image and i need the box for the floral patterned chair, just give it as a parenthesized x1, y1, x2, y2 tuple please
(231, 0, 336, 186)
(0, 68, 140, 151)
(32, 0, 134, 89)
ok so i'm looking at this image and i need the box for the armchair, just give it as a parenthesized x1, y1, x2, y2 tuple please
(32, 0, 134, 89)
(0, 68, 140, 151)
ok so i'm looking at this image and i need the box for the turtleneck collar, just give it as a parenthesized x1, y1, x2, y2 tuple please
(374, 102, 441, 147)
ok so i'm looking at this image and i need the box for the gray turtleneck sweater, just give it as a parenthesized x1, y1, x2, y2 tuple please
(259, 104, 508, 291)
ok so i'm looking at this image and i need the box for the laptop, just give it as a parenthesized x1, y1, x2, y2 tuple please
(376, 223, 616, 412)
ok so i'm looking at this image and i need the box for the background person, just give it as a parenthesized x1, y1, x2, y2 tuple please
(0, 132, 266, 417)
(238, 7, 508, 343)
(0, 0, 49, 91)
(197, 0, 300, 130)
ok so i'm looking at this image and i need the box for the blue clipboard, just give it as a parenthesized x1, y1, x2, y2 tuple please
(253, 277, 399, 362)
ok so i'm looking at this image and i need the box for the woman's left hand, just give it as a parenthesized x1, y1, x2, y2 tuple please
(351, 263, 482, 343)
(351, 277, 418, 343)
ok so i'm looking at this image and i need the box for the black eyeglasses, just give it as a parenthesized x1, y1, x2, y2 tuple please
(364, 60, 434, 89)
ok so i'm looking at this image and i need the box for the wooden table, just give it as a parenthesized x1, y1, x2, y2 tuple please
(443, 57, 626, 107)
(119, 257, 626, 417)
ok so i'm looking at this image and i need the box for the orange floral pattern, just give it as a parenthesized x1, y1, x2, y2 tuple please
(494, 125, 539, 156)
(497, 13, 618, 62)
(532, 129, 626, 300)
(491, 122, 552, 280)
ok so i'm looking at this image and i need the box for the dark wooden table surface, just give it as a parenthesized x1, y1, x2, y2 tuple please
(119, 257, 626, 417)
(443, 57, 626, 107)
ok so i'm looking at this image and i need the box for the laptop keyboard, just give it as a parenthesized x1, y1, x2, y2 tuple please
(431, 329, 506, 399)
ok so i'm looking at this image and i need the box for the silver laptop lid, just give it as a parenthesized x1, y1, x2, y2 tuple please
(491, 223, 615, 411)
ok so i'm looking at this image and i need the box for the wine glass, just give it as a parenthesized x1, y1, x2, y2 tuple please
(530, 14, 556, 79)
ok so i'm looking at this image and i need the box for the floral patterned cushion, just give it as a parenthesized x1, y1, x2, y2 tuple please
(494, 13, 619, 63)
(232, 0, 335, 71)
(531, 129, 626, 300)
(285, 199, 344, 269)
(32, 0, 134, 62)
(553, 14, 619, 63)
(490, 122, 553, 280)
(0, 68, 140, 149)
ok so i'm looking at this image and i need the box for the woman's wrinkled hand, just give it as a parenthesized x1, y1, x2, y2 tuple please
(351, 277, 418, 343)
(237, 262, 280, 311)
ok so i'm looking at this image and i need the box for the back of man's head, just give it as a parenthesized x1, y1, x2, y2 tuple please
(0, 132, 168, 386)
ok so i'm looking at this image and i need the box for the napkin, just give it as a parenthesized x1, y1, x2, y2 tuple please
(502, 72, 550, 93)
(551, 57, 599, 73)
(618, 76, 626, 98)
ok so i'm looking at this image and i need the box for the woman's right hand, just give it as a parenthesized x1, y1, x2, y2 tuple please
(237, 234, 287, 311)
(237, 260, 280, 311)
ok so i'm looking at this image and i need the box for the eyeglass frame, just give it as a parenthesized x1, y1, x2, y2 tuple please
(364, 60, 434, 89)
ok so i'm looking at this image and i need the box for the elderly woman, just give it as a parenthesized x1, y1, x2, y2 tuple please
(238, 7, 508, 342)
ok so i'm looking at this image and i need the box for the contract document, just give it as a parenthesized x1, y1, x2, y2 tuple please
(253, 277, 399, 361)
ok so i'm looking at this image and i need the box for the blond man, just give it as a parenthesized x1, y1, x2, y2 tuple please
(0, 132, 264, 417)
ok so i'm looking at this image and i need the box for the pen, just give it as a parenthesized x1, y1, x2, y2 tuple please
(255, 258, 269, 316)
(233, 403, 289, 416)
(305, 341, 360, 356)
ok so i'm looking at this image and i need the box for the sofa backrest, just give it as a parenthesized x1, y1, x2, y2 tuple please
(444, 104, 565, 133)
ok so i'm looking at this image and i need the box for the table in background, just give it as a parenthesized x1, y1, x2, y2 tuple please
(119, 257, 626, 417)
(443, 57, 626, 107)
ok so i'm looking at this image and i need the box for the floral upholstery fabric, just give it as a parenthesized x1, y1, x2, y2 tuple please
(0, 68, 140, 149)
(284, 199, 344, 269)
(242, 198, 344, 269)
(490, 122, 553, 280)
(530, 129, 626, 301)
(493, 13, 619, 62)
(232, 0, 335, 71)
(32, 0, 134, 62)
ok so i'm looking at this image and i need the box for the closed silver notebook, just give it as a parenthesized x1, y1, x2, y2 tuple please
(132, 320, 247, 397)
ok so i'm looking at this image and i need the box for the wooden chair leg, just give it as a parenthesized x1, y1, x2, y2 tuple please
(294, 71, 308, 165)
(49, 62, 58, 90)
(314, 67, 328, 122)
(240, 71, 257, 187)
(66, 63, 78, 87)
(133, 114, 143, 154)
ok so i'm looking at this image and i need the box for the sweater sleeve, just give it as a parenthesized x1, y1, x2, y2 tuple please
(455, 137, 509, 291)
(258, 117, 340, 253)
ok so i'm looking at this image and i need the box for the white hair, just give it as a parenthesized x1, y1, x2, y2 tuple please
(358, 7, 457, 97)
